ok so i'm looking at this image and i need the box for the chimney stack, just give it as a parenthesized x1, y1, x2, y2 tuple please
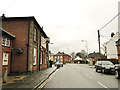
(1, 14, 6, 19)
(111, 32, 115, 37)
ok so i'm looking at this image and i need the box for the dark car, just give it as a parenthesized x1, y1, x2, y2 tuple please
(114, 64, 120, 79)
(95, 61, 115, 74)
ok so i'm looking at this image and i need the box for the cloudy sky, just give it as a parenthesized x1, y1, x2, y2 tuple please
(0, 0, 119, 54)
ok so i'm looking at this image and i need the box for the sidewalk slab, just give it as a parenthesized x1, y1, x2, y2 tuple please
(2, 65, 56, 89)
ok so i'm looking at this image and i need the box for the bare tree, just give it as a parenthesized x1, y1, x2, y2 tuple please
(71, 52, 75, 59)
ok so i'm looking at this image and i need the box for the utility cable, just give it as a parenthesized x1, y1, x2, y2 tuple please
(99, 12, 120, 31)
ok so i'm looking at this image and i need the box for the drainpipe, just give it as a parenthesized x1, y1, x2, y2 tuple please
(39, 30, 41, 71)
(26, 19, 30, 72)
(10, 43, 13, 73)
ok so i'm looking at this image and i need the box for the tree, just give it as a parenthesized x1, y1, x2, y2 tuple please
(70, 52, 75, 59)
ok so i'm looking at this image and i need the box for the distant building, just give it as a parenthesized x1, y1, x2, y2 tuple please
(53, 52, 71, 63)
(88, 52, 106, 65)
(104, 32, 120, 64)
(116, 39, 120, 63)
(1, 29, 15, 75)
(105, 32, 120, 59)
(2, 15, 49, 74)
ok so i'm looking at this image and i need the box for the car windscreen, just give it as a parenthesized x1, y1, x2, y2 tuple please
(101, 61, 113, 65)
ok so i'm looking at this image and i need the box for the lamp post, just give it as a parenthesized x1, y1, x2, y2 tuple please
(81, 40, 88, 58)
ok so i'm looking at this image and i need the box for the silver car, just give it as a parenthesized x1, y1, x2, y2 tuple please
(55, 61, 63, 68)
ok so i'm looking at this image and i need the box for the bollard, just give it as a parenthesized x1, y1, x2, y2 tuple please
(3, 67, 8, 83)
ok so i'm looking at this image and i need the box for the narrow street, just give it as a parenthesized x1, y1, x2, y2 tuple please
(42, 64, 119, 89)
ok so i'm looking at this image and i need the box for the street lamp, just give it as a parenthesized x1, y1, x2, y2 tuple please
(81, 40, 88, 58)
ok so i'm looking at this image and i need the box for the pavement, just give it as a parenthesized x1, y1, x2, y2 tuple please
(1, 65, 57, 90)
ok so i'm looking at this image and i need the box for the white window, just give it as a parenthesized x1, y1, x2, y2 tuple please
(3, 52, 9, 65)
(34, 28, 37, 42)
(40, 51, 43, 64)
(33, 48, 37, 65)
(2, 37, 10, 47)
(54, 56, 56, 62)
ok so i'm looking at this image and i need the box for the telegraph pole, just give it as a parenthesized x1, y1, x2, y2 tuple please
(98, 30, 101, 54)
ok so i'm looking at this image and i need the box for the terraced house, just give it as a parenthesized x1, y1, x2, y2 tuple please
(53, 52, 71, 63)
(1, 29, 15, 75)
(2, 15, 49, 74)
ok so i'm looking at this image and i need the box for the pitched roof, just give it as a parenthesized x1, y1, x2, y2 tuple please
(1, 28, 15, 39)
(54, 52, 71, 57)
(116, 39, 120, 46)
(2, 16, 48, 38)
(74, 56, 82, 60)
(88, 52, 105, 58)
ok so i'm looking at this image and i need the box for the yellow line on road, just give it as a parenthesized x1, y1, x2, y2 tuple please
(38, 69, 58, 89)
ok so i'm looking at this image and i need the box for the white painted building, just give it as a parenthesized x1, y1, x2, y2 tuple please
(105, 32, 120, 59)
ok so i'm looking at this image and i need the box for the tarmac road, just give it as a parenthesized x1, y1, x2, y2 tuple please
(42, 64, 120, 89)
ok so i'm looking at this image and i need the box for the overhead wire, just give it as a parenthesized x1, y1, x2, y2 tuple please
(98, 12, 120, 31)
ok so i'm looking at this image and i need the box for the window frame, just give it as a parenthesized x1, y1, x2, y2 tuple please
(33, 48, 37, 65)
(2, 36, 10, 47)
(33, 28, 37, 42)
(40, 51, 43, 64)
(3, 52, 9, 65)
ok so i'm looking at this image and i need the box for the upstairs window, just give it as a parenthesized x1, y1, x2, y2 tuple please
(2, 37, 10, 47)
(34, 28, 37, 42)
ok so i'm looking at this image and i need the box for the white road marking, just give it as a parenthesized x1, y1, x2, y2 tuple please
(83, 73, 111, 90)
(97, 81, 111, 90)
(83, 73, 93, 79)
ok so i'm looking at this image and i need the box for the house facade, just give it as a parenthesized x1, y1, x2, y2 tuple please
(2, 15, 49, 74)
(1, 29, 15, 75)
(116, 39, 120, 63)
(53, 52, 71, 63)
(105, 32, 120, 60)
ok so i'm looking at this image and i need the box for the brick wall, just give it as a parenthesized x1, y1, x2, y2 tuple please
(2, 19, 28, 72)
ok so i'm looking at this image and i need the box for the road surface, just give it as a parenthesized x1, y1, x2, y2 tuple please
(41, 64, 120, 90)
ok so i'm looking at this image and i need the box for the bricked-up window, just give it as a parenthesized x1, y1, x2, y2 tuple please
(34, 28, 37, 42)
(2, 37, 10, 47)
(3, 52, 9, 65)
(33, 48, 37, 65)
(40, 51, 43, 64)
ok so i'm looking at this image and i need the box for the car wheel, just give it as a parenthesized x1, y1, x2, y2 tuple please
(96, 68, 98, 72)
(115, 70, 120, 79)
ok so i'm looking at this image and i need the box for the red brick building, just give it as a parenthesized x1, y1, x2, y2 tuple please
(53, 52, 71, 63)
(1, 29, 15, 75)
(2, 15, 49, 74)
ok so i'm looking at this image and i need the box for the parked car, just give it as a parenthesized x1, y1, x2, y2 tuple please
(95, 61, 115, 74)
(114, 64, 120, 79)
(55, 61, 63, 68)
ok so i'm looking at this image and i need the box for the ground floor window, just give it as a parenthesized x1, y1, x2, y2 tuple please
(33, 48, 37, 65)
(40, 51, 43, 64)
(45, 51, 46, 64)
(3, 52, 9, 65)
